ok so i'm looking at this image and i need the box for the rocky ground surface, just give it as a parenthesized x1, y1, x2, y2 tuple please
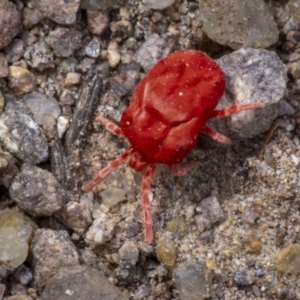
(1, 0, 300, 299)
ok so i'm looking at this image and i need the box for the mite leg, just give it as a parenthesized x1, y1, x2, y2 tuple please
(83, 148, 133, 192)
(141, 164, 156, 244)
(210, 103, 264, 118)
(167, 161, 194, 176)
(97, 115, 123, 136)
(202, 126, 232, 144)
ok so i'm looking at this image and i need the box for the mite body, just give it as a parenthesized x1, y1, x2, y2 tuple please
(84, 50, 263, 244)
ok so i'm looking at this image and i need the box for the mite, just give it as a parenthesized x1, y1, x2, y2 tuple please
(83, 50, 264, 244)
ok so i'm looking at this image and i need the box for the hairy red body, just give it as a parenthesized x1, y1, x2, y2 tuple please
(84, 50, 263, 244)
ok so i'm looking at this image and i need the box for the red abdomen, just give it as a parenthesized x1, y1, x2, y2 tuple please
(121, 50, 225, 164)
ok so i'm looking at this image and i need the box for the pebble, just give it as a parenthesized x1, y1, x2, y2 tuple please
(100, 187, 127, 209)
(57, 200, 92, 234)
(85, 37, 100, 58)
(156, 238, 177, 267)
(0, 209, 37, 277)
(9, 164, 65, 217)
(198, 0, 278, 49)
(31, 229, 79, 291)
(0, 54, 8, 78)
(288, 0, 300, 23)
(241, 207, 259, 225)
(107, 41, 121, 68)
(13, 265, 33, 286)
(4, 39, 25, 63)
(134, 34, 176, 73)
(232, 269, 254, 286)
(0, 0, 22, 50)
(22, 92, 61, 126)
(119, 241, 139, 269)
(0, 147, 18, 188)
(0, 103, 49, 164)
(85, 212, 116, 247)
(86, 10, 109, 35)
(40, 265, 129, 300)
(32, 0, 80, 25)
(8, 66, 36, 95)
(144, 0, 175, 10)
(23, 42, 55, 71)
(275, 244, 300, 274)
(45, 27, 82, 57)
(174, 261, 210, 300)
(81, 0, 122, 10)
(243, 236, 261, 254)
(210, 48, 287, 140)
(57, 116, 69, 138)
(194, 196, 224, 233)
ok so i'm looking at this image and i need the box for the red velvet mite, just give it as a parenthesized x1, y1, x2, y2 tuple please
(83, 50, 264, 244)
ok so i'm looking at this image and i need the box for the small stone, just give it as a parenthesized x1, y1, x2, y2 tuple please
(107, 41, 121, 68)
(0, 0, 22, 50)
(134, 34, 176, 73)
(9, 164, 66, 217)
(81, 0, 123, 10)
(31, 229, 79, 291)
(275, 244, 300, 274)
(8, 66, 36, 95)
(13, 265, 33, 285)
(0, 209, 37, 275)
(40, 266, 129, 300)
(198, 0, 278, 49)
(233, 270, 254, 286)
(86, 37, 100, 58)
(46, 28, 82, 57)
(24, 42, 55, 71)
(57, 116, 69, 138)
(243, 237, 261, 254)
(0, 104, 49, 164)
(56, 200, 92, 234)
(210, 48, 287, 140)
(133, 285, 149, 300)
(32, 0, 80, 25)
(100, 187, 127, 209)
(288, 0, 300, 23)
(0, 55, 8, 77)
(119, 241, 139, 269)
(87, 10, 109, 35)
(156, 238, 177, 267)
(22, 92, 61, 126)
(64, 72, 81, 87)
(0, 147, 18, 188)
(241, 207, 260, 224)
(194, 196, 224, 233)
(6, 292, 33, 300)
(42, 115, 56, 139)
(174, 261, 211, 300)
(4, 39, 25, 63)
(85, 212, 116, 247)
(144, 0, 175, 9)
(206, 260, 217, 270)
(76, 58, 95, 73)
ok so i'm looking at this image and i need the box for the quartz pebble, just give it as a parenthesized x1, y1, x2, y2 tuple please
(156, 238, 177, 266)
(31, 229, 79, 291)
(0, 104, 49, 164)
(86, 37, 100, 58)
(174, 261, 211, 300)
(194, 196, 224, 233)
(209, 48, 287, 140)
(85, 212, 116, 246)
(9, 164, 65, 217)
(57, 116, 69, 138)
(8, 66, 36, 95)
(40, 266, 129, 300)
(275, 244, 300, 275)
(107, 41, 121, 68)
(100, 187, 127, 209)
(0, 0, 22, 50)
(134, 34, 176, 73)
(13, 265, 33, 286)
(143, 0, 175, 10)
(119, 241, 139, 269)
(32, 0, 80, 25)
(81, 0, 122, 10)
(22, 92, 61, 126)
(0, 209, 37, 278)
(198, 0, 279, 49)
